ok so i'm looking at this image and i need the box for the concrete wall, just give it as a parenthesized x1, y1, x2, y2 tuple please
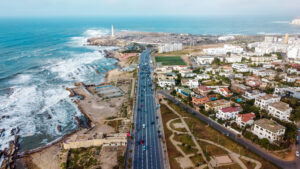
(63, 138, 127, 149)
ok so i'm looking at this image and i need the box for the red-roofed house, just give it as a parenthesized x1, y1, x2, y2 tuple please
(216, 87, 232, 98)
(192, 97, 211, 106)
(236, 113, 256, 128)
(216, 106, 242, 120)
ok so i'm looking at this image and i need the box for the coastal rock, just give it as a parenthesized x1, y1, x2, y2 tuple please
(0, 128, 5, 136)
(75, 116, 84, 128)
(87, 38, 120, 46)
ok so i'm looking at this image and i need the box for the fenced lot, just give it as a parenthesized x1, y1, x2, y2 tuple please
(155, 56, 186, 65)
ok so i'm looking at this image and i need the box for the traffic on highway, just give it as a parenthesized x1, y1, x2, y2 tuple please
(133, 49, 163, 169)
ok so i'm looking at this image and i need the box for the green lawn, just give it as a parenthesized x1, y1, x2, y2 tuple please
(155, 56, 186, 65)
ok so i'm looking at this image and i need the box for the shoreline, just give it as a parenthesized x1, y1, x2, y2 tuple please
(15, 48, 121, 160)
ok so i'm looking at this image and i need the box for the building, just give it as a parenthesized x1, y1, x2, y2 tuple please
(215, 87, 232, 97)
(287, 47, 300, 60)
(216, 107, 242, 120)
(181, 78, 199, 89)
(193, 85, 211, 96)
(245, 77, 262, 88)
(205, 99, 232, 112)
(251, 119, 285, 143)
(284, 76, 300, 83)
(203, 44, 243, 55)
(225, 55, 243, 63)
(231, 83, 251, 94)
(175, 87, 193, 98)
(254, 94, 281, 110)
(157, 79, 176, 88)
(196, 56, 215, 65)
(236, 113, 256, 128)
(192, 97, 211, 107)
(243, 90, 266, 100)
(274, 87, 300, 99)
(196, 74, 210, 80)
(158, 43, 183, 53)
(267, 102, 292, 121)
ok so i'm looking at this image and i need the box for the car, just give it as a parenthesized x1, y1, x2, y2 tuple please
(142, 124, 146, 129)
(143, 145, 147, 151)
(296, 151, 299, 157)
(157, 130, 160, 133)
(298, 128, 300, 132)
(151, 121, 155, 125)
(140, 139, 144, 145)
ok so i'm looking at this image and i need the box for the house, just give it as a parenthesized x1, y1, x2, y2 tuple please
(236, 113, 256, 128)
(196, 56, 215, 65)
(267, 102, 292, 121)
(254, 94, 281, 110)
(193, 85, 211, 96)
(274, 87, 300, 99)
(215, 87, 232, 97)
(196, 74, 210, 80)
(181, 78, 199, 89)
(157, 79, 176, 88)
(181, 72, 196, 78)
(285, 76, 300, 83)
(246, 77, 262, 88)
(216, 107, 242, 120)
(231, 83, 251, 94)
(251, 119, 286, 143)
(192, 97, 211, 106)
(234, 74, 243, 79)
(243, 90, 266, 100)
(175, 87, 193, 98)
(225, 55, 243, 63)
(205, 99, 232, 112)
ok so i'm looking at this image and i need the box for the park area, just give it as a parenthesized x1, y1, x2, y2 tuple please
(155, 56, 186, 65)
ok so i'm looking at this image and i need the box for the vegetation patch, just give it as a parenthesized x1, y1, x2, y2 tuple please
(67, 146, 101, 169)
(178, 144, 198, 155)
(173, 133, 195, 146)
(155, 56, 186, 65)
(189, 153, 206, 167)
(160, 104, 182, 169)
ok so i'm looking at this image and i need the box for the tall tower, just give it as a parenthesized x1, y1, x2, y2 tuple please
(284, 33, 289, 44)
(111, 25, 114, 38)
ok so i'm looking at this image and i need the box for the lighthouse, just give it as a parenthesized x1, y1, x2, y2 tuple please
(111, 25, 114, 38)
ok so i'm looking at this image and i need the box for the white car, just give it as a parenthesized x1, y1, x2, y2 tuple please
(296, 151, 299, 157)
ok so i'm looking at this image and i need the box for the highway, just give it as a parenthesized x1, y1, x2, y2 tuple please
(132, 49, 163, 169)
(157, 90, 298, 169)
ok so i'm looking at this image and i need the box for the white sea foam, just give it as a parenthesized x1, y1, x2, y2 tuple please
(9, 74, 31, 85)
(69, 28, 110, 47)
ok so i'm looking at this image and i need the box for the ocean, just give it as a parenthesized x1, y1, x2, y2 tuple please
(0, 16, 300, 154)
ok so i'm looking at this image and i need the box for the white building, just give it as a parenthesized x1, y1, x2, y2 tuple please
(181, 78, 199, 89)
(225, 55, 243, 63)
(203, 44, 243, 55)
(181, 72, 196, 78)
(196, 56, 215, 65)
(158, 43, 183, 53)
(236, 113, 256, 128)
(196, 74, 210, 80)
(216, 107, 242, 120)
(243, 90, 266, 100)
(251, 119, 285, 143)
(267, 102, 292, 121)
(218, 36, 235, 41)
(284, 76, 300, 83)
(232, 63, 250, 72)
(215, 87, 232, 97)
(287, 47, 300, 60)
(254, 94, 281, 110)
(157, 79, 176, 88)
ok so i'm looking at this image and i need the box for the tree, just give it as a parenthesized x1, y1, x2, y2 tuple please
(212, 58, 221, 65)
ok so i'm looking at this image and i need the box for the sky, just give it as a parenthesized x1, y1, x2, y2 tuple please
(0, 0, 299, 17)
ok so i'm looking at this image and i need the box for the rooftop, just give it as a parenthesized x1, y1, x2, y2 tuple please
(220, 107, 241, 113)
(237, 113, 255, 123)
(269, 102, 291, 112)
(206, 99, 230, 107)
(254, 119, 285, 133)
(257, 94, 280, 100)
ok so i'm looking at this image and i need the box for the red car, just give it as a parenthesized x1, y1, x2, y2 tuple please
(140, 139, 144, 145)
(127, 132, 130, 137)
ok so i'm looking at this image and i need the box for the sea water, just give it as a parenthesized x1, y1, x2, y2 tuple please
(0, 16, 300, 153)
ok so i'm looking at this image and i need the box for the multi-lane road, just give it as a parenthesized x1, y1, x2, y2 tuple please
(132, 49, 163, 169)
